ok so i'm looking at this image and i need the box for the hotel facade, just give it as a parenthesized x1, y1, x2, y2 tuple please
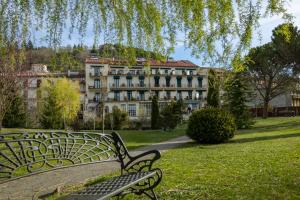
(84, 58, 208, 121)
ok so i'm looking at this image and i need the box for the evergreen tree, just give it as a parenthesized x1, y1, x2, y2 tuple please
(161, 101, 182, 131)
(224, 72, 254, 129)
(105, 106, 128, 130)
(151, 95, 160, 129)
(40, 88, 63, 129)
(26, 40, 34, 50)
(207, 69, 220, 107)
(3, 95, 26, 128)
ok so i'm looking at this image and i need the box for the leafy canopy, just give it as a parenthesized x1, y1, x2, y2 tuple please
(0, 0, 291, 66)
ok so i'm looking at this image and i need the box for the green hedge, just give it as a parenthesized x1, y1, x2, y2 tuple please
(186, 108, 236, 144)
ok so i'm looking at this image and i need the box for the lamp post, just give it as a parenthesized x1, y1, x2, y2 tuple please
(102, 93, 107, 134)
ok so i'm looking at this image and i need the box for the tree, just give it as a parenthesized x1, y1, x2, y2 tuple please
(151, 95, 160, 129)
(207, 69, 220, 107)
(0, 1, 290, 67)
(223, 72, 253, 129)
(0, 63, 21, 130)
(105, 106, 128, 130)
(40, 78, 80, 129)
(3, 95, 26, 128)
(40, 85, 63, 129)
(272, 23, 300, 72)
(160, 101, 182, 131)
(55, 78, 81, 129)
(246, 42, 298, 118)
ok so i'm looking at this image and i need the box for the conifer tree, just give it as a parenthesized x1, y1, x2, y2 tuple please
(207, 69, 220, 107)
(3, 95, 26, 128)
(40, 87, 63, 129)
(224, 72, 253, 129)
(151, 95, 160, 129)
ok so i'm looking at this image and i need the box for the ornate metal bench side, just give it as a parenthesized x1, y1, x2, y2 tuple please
(111, 132, 163, 199)
(0, 131, 118, 184)
(0, 131, 163, 199)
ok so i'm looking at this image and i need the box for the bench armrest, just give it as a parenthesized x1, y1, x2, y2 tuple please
(124, 150, 161, 172)
(111, 132, 161, 173)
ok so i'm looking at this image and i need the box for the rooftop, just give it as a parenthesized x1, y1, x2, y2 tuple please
(85, 58, 198, 68)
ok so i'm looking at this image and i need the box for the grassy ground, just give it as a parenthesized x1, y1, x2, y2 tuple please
(130, 117, 300, 200)
(0, 126, 186, 150)
(6, 117, 300, 199)
(60, 117, 299, 200)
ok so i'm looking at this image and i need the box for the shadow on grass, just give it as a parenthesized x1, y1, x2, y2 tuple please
(230, 132, 300, 144)
(129, 137, 194, 152)
(238, 120, 300, 135)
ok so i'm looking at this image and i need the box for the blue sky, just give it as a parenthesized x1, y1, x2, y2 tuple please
(36, 1, 300, 66)
(172, 0, 300, 66)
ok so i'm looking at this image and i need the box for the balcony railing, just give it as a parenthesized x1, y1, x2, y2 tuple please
(88, 85, 107, 89)
(88, 98, 101, 103)
(89, 72, 102, 77)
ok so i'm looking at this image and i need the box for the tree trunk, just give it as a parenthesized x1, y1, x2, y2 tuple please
(263, 100, 269, 118)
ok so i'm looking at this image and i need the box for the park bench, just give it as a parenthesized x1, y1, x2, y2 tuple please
(0, 131, 163, 200)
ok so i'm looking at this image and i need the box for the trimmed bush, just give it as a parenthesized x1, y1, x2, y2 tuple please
(186, 108, 236, 144)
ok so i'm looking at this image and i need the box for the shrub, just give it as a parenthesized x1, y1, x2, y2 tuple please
(223, 72, 254, 129)
(160, 100, 182, 130)
(151, 95, 160, 129)
(105, 106, 128, 130)
(186, 108, 236, 144)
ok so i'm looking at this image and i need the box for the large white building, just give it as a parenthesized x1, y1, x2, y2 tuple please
(84, 58, 208, 121)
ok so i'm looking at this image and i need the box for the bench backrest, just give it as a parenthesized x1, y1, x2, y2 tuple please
(0, 131, 127, 184)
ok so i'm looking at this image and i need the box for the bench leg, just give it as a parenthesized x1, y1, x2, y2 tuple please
(143, 189, 158, 200)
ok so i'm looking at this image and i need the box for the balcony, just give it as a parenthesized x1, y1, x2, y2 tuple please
(109, 83, 148, 91)
(89, 72, 102, 78)
(108, 70, 146, 76)
(88, 98, 101, 103)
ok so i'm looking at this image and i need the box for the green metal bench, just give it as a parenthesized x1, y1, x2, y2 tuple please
(0, 131, 162, 199)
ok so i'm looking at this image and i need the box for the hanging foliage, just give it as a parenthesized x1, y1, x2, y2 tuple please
(0, 0, 291, 67)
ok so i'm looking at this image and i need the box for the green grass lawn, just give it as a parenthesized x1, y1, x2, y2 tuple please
(131, 117, 300, 200)
(0, 125, 186, 150)
(5, 117, 300, 199)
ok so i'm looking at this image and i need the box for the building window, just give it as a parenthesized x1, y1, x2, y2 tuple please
(94, 79, 100, 88)
(177, 91, 182, 99)
(127, 78, 133, 87)
(139, 91, 145, 100)
(114, 78, 120, 87)
(177, 77, 182, 87)
(154, 76, 160, 87)
(114, 91, 120, 101)
(188, 91, 192, 99)
(155, 91, 159, 98)
(188, 77, 193, 87)
(127, 91, 132, 101)
(94, 67, 101, 76)
(166, 76, 171, 87)
(140, 103, 151, 116)
(139, 78, 144, 87)
(166, 91, 171, 99)
(95, 93, 100, 102)
(121, 104, 127, 112)
(198, 77, 203, 87)
(128, 104, 136, 117)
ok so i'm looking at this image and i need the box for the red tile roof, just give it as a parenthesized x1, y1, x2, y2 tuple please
(85, 58, 198, 68)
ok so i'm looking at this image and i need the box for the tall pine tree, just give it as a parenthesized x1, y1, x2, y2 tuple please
(40, 87, 63, 129)
(207, 69, 220, 107)
(224, 72, 254, 129)
(3, 95, 26, 128)
(151, 95, 160, 129)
